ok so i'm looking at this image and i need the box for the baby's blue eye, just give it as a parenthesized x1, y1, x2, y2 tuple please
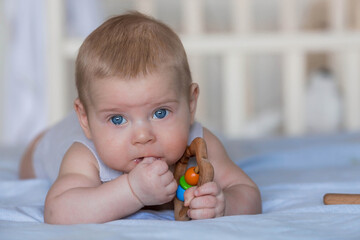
(153, 109, 169, 119)
(110, 115, 126, 125)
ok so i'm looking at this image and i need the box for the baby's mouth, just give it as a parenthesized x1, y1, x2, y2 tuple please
(134, 158, 144, 164)
(133, 157, 161, 164)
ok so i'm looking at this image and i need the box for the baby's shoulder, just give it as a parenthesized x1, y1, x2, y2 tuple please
(203, 127, 223, 149)
(59, 142, 100, 179)
(202, 127, 236, 168)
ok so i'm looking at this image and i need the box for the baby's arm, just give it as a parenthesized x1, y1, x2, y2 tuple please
(184, 128, 262, 219)
(44, 142, 176, 224)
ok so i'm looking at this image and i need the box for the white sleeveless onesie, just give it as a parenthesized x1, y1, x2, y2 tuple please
(33, 111, 203, 183)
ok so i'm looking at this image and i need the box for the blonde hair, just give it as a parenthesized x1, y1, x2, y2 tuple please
(75, 12, 192, 109)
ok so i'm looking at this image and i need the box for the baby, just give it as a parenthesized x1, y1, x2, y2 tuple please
(19, 12, 261, 224)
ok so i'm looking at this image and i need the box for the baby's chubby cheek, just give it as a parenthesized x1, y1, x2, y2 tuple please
(173, 135, 189, 154)
(168, 146, 188, 165)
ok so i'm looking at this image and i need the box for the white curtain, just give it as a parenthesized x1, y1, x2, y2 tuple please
(2, 0, 102, 146)
(3, 0, 47, 146)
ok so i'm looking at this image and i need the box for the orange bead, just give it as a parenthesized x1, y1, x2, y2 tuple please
(184, 167, 199, 186)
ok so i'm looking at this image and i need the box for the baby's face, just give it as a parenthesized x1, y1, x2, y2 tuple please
(82, 71, 196, 173)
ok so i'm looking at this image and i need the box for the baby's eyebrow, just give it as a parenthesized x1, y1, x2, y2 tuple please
(149, 100, 181, 110)
(97, 107, 124, 114)
(152, 99, 179, 106)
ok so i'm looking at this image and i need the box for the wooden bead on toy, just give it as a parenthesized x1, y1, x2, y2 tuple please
(177, 176, 194, 202)
(179, 175, 193, 190)
(176, 185, 185, 202)
(184, 166, 199, 186)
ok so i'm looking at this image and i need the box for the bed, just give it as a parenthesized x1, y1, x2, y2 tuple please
(2, 0, 360, 239)
(1, 132, 360, 239)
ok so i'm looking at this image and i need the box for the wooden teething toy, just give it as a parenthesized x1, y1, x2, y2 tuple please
(173, 137, 214, 221)
(323, 193, 360, 205)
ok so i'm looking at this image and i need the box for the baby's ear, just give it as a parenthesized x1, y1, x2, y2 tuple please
(189, 83, 199, 124)
(74, 98, 92, 140)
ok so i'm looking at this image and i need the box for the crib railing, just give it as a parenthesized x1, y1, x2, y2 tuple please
(46, 0, 360, 138)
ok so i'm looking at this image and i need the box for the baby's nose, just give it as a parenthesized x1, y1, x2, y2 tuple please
(131, 122, 155, 145)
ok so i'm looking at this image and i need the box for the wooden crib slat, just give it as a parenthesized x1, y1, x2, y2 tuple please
(181, 0, 207, 127)
(280, 0, 304, 136)
(182, 0, 204, 34)
(329, 0, 347, 31)
(356, 0, 360, 29)
(230, 0, 252, 33)
(135, 0, 156, 16)
(225, 0, 251, 138)
(280, 0, 298, 32)
(282, 50, 306, 135)
(222, 54, 247, 137)
(45, 0, 66, 126)
(343, 50, 360, 130)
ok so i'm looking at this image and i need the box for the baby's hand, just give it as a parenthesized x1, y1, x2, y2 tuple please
(128, 158, 177, 206)
(183, 181, 225, 219)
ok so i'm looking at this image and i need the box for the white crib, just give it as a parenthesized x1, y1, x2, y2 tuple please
(45, 0, 360, 139)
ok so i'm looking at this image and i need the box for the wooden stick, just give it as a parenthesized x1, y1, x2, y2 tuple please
(323, 193, 360, 205)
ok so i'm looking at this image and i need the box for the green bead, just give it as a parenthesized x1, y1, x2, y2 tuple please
(180, 175, 193, 190)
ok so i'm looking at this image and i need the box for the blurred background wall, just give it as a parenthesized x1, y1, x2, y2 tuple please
(0, 2, 4, 138)
(1, 0, 360, 146)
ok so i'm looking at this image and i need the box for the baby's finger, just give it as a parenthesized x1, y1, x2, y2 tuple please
(149, 160, 168, 175)
(164, 178, 177, 195)
(194, 182, 219, 197)
(159, 170, 175, 185)
(188, 195, 217, 209)
(183, 187, 196, 207)
(187, 208, 216, 220)
(141, 157, 155, 164)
